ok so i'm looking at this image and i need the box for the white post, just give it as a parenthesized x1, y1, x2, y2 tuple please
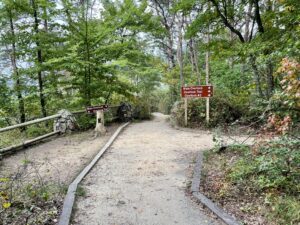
(95, 110, 106, 136)
(206, 97, 210, 123)
(206, 25, 210, 124)
(184, 97, 188, 127)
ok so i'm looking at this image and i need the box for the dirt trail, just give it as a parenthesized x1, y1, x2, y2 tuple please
(0, 124, 119, 185)
(73, 113, 224, 225)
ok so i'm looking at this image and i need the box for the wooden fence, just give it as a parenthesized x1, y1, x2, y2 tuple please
(0, 106, 120, 157)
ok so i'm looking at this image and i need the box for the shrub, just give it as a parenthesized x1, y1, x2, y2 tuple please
(25, 124, 52, 138)
(214, 137, 300, 224)
(266, 195, 300, 225)
(0, 162, 63, 225)
(228, 137, 300, 194)
(132, 98, 151, 120)
(170, 93, 242, 127)
(75, 114, 95, 130)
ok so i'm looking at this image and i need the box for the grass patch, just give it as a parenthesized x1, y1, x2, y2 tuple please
(76, 186, 87, 197)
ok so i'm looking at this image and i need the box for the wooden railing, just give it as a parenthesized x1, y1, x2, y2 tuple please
(0, 114, 61, 134)
(0, 106, 121, 157)
(0, 131, 61, 155)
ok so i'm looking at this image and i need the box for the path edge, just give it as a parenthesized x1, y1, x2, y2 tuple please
(58, 122, 130, 225)
(191, 151, 242, 225)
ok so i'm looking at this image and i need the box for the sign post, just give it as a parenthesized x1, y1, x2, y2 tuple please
(86, 105, 109, 136)
(95, 110, 106, 135)
(206, 97, 210, 123)
(181, 85, 214, 126)
(184, 97, 188, 127)
(206, 28, 210, 123)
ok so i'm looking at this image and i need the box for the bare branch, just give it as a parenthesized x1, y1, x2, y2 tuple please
(209, 0, 245, 43)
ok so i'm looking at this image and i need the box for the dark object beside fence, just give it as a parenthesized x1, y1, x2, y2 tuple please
(117, 102, 132, 122)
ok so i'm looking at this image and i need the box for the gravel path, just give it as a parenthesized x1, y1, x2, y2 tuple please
(73, 113, 223, 225)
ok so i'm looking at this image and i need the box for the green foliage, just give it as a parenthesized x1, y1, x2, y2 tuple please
(25, 124, 52, 138)
(132, 97, 151, 120)
(0, 78, 12, 124)
(229, 137, 300, 194)
(76, 186, 87, 197)
(170, 92, 242, 127)
(152, 88, 174, 114)
(266, 195, 300, 225)
(0, 0, 162, 127)
(0, 130, 25, 149)
(75, 114, 95, 131)
(206, 137, 300, 224)
(225, 138, 300, 224)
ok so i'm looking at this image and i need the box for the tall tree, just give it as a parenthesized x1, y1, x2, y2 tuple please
(0, 0, 26, 124)
(30, 0, 47, 117)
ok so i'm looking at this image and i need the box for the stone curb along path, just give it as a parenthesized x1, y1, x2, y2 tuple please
(191, 152, 242, 225)
(58, 122, 130, 225)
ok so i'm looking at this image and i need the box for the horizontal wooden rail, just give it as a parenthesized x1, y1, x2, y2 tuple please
(109, 105, 120, 109)
(0, 114, 60, 133)
(0, 131, 61, 156)
(0, 105, 122, 134)
(0, 106, 123, 156)
(71, 110, 86, 115)
(72, 106, 120, 116)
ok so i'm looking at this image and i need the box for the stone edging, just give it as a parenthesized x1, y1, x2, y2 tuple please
(191, 151, 242, 225)
(58, 122, 130, 225)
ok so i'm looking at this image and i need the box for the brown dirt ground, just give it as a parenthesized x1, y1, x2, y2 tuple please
(0, 123, 119, 185)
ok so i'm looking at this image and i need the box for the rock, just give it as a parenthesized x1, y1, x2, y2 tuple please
(117, 200, 126, 205)
(54, 110, 77, 133)
(217, 146, 227, 153)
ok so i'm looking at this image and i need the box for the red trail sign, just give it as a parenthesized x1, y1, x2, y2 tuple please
(181, 85, 213, 98)
(86, 105, 109, 114)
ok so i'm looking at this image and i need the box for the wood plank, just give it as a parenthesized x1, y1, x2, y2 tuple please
(0, 131, 61, 155)
(0, 114, 60, 133)
(193, 192, 241, 225)
(58, 122, 130, 225)
(191, 151, 242, 225)
(191, 152, 203, 193)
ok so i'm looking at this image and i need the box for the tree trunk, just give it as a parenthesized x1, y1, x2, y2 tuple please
(244, 2, 253, 42)
(189, 39, 201, 85)
(177, 14, 184, 87)
(206, 44, 210, 85)
(151, 0, 176, 69)
(43, 6, 48, 32)
(32, 0, 47, 118)
(83, 0, 91, 106)
(8, 11, 26, 125)
(249, 55, 264, 98)
(253, 0, 264, 33)
(167, 34, 176, 69)
(266, 60, 274, 99)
